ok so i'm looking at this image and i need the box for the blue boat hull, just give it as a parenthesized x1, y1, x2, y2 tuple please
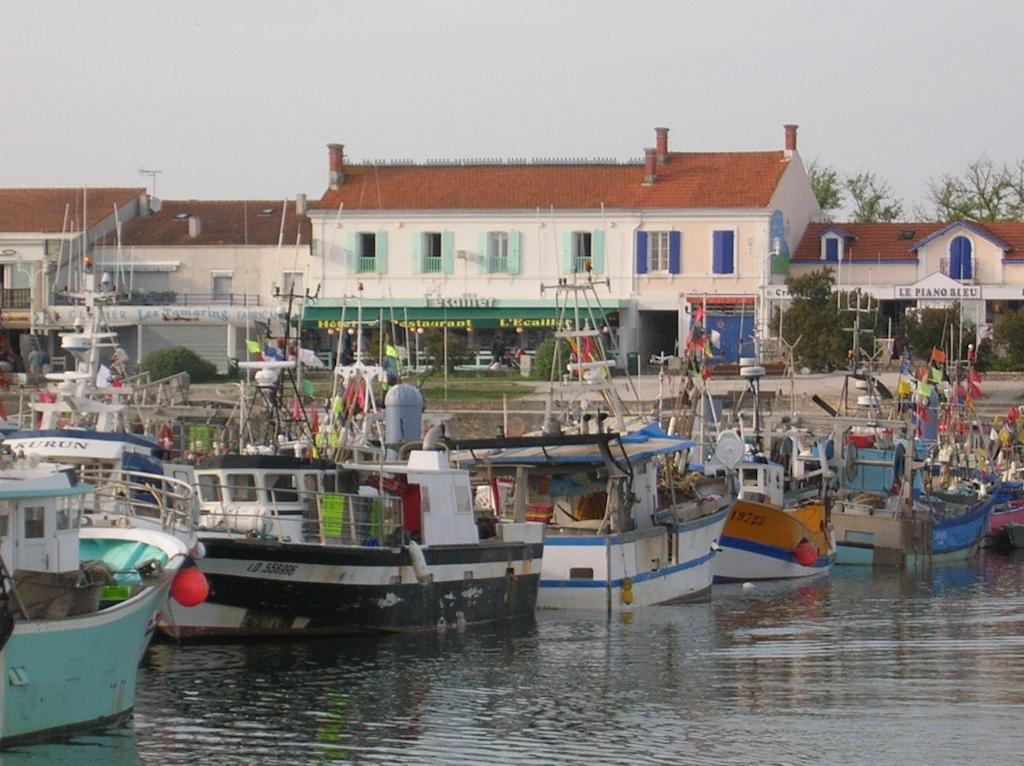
(0, 583, 169, 747)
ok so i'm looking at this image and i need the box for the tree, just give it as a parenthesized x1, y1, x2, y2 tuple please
(141, 346, 217, 382)
(780, 269, 854, 371)
(926, 157, 1024, 221)
(807, 159, 843, 221)
(845, 171, 904, 223)
(900, 305, 974, 362)
(992, 308, 1024, 368)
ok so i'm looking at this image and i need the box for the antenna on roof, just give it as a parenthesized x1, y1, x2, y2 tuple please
(139, 168, 162, 198)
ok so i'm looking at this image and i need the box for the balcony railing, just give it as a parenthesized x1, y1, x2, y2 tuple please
(0, 288, 31, 309)
(53, 291, 263, 306)
(357, 256, 377, 273)
(422, 256, 443, 274)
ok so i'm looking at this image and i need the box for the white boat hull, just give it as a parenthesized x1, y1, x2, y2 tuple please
(537, 506, 731, 611)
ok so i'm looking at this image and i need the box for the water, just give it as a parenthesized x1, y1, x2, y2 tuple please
(3, 551, 1023, 765)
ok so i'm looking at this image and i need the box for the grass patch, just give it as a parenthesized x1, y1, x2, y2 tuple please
(418, 375, 536, 401)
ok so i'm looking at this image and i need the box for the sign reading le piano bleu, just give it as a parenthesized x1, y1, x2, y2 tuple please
(895, 284, 981, 299)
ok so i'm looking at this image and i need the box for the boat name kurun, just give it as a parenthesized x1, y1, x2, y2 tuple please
(14, 439, 90, 450)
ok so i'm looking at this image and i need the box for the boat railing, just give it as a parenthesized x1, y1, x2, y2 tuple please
(198, 484, 404, 547)
(82, 466, 199, 536)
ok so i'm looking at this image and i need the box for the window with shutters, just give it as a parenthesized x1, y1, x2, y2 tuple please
(487, 232, 509, 273)
(572, 231, 592, 272)
(422, 232, 443, 273)
(821, 235, 842, 262)
(712, 230, 736, 275)
(650, 232, 671, 272)
(357, 232, 376, 273)
(948, 235, 973, 280)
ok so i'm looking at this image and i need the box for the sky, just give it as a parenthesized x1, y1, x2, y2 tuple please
(3, 1, 1023, 218)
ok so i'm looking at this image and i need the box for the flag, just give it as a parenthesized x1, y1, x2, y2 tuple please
(246, 339, 262, 354)
(694, 307, 705, 325)
(302, 378, 315, 397)
(917, 379, 934, 398)
(930, 366, 943, 384)
(930, 347, 947, 364)
(702, 366, 712, 381)
(900, 359, 911, 375)
(970, 370, 983, 384)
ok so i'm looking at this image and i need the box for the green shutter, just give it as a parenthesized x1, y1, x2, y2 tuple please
(509, 231, 522, 275)
(442, 231, 455, 275)
(412, 232, 422, 274)
(479, 232, 490, 275)
(345, 231, 355, 274)
(561, 232, 572, 274)
(591, 230, 605, 274)
(375, 230, 388, 274)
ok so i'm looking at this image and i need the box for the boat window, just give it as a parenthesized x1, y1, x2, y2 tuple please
(570, 567, 594, 580)
(226, 474, 257, 503)
(267, 474, 299, 503)
(197, 474, 222, 502)
(322, 474, 336, 493)
(23, 506, 45, 538)
(303, 474, 319, 497)
(56, 496, 72, 531)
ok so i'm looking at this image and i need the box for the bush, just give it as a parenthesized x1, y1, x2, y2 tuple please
(531, 338, 556, 380)
(141, 347, 217, 383)
(901, 305, 973, 361)
(421, 329, 470, 372)
(992, 309, 1024, 368)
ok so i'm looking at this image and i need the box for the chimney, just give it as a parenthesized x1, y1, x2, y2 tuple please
(643, 147, 657, 186)
(328, 143, 346, 189)
(295, 193, 307, 216)
(655, 127, 669, 164)
(784, 124, 798, 156)
(188, 215, 202, 238)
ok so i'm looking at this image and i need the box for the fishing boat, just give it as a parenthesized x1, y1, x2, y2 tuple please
(0, 459, 201, 747)
(163, 423, 543, 638)
(3, 260, 201, 548)
(452, 277, 732, 611)
(159, 287, 542, 638)
(831, 432, 993, 566)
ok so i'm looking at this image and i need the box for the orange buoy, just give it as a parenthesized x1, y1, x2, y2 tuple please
(171, 566, 210, 607)
(793, 541, 818, 568)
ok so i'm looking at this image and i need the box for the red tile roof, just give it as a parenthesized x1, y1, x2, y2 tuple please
(118, 200, 311, 247)
(0, 188, 145, 233)
(313, 151, 790, 211)
(793, 221, 1024, 262)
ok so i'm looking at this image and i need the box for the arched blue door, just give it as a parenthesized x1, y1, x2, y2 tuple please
(949, 236, 973, 280)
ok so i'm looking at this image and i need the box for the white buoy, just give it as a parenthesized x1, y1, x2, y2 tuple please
(741, 582, 754, 590)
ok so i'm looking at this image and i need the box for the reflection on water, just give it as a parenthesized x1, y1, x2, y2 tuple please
(4, 551, 1023, 765)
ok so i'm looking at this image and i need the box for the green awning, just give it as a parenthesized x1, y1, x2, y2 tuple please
(304, 305, 617, 330)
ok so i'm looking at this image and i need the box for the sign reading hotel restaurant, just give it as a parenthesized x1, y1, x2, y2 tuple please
(895, 272, 982, 301)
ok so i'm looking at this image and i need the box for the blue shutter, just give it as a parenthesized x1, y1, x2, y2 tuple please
(375, 231, 388, 274)
(412, 232, 422, 274)
(713, 230, 734, 274)
(591, 230, 605, 274)
(479, 232, 490, 275)
(950, 236, 972, 279)
(825, 238, 839, 262)
(669, 232, 681, 274)
(636, 232, 649, 274)
(442, 231, 455, 275)
(561, 232, 572, 273)
(509, 231, 522, 274)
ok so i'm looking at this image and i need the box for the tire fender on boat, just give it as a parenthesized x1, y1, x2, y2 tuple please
(406, 540, 431, 584)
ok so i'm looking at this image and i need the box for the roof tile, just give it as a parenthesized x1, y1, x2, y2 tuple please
(0, 188, 145, 233)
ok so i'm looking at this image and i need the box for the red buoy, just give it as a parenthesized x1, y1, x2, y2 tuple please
(793, 541, 818, 568)
(171, 566, 210, 607)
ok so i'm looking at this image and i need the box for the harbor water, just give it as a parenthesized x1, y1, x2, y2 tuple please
(2, 550, 1022, 765)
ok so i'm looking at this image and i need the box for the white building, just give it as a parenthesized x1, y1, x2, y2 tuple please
(304, 125, 820, 365)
